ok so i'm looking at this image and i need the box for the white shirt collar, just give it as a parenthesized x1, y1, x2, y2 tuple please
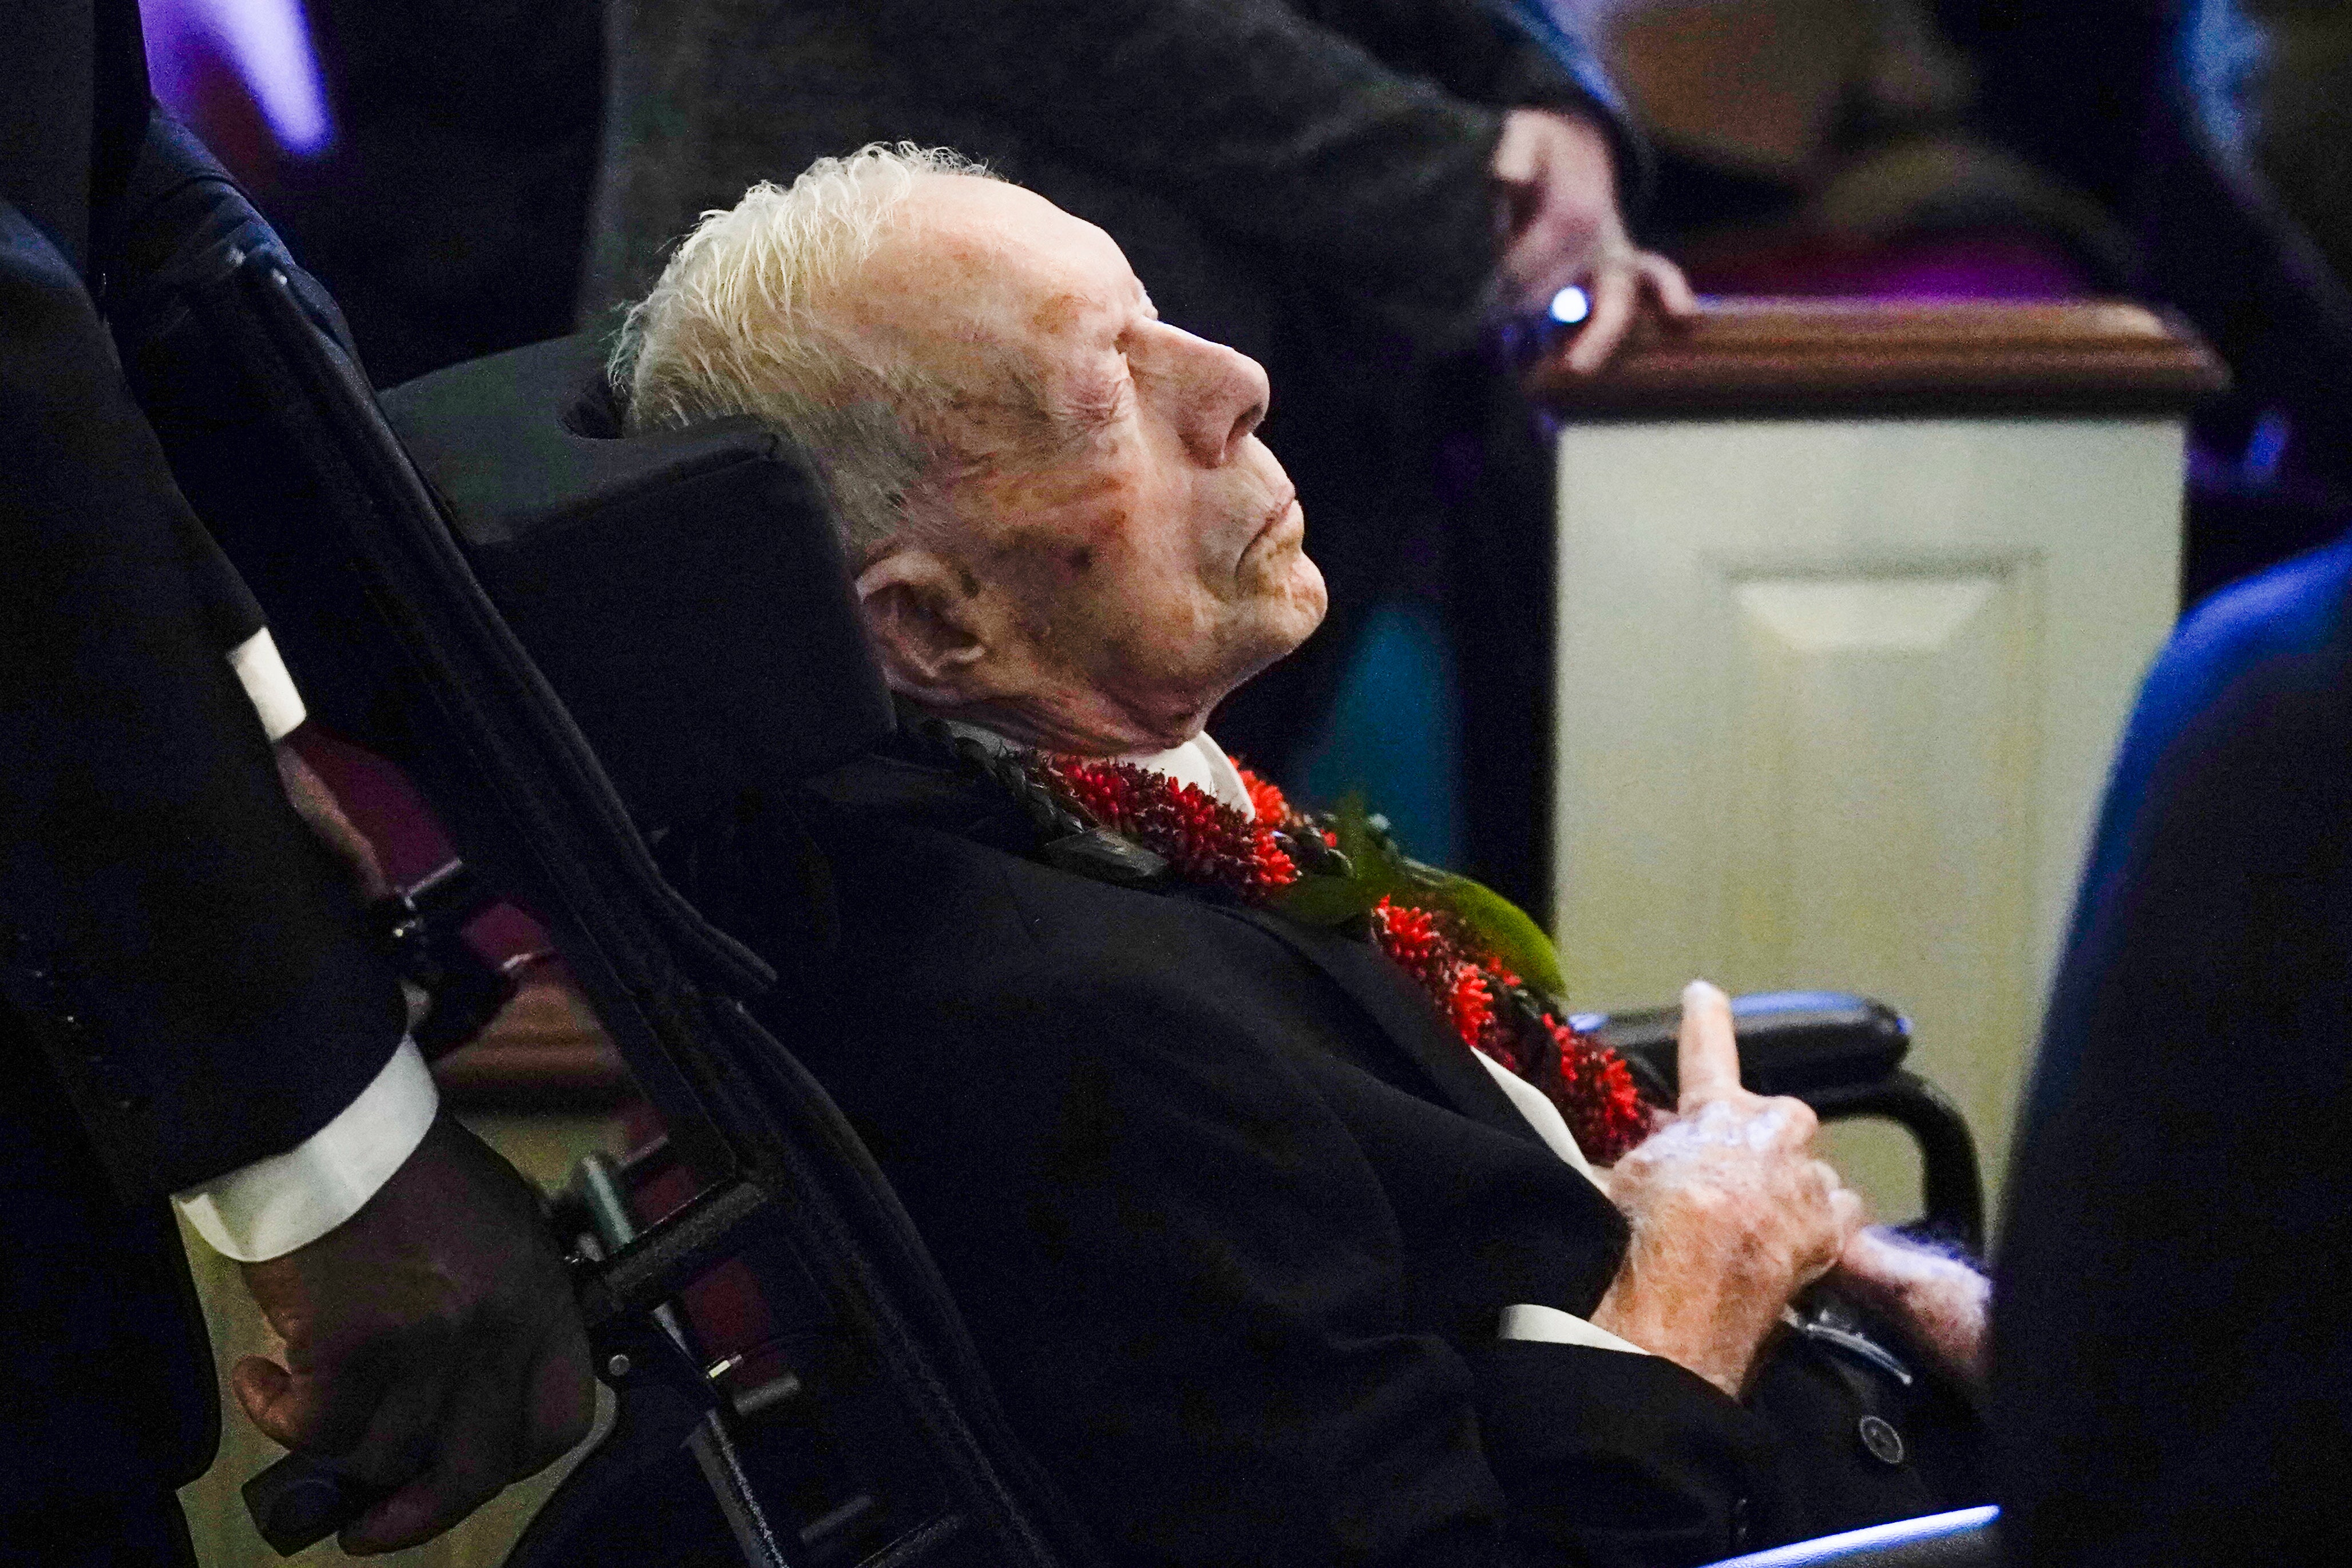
(1119, 732, 1254, 819)
(941, 721, 1255, 819)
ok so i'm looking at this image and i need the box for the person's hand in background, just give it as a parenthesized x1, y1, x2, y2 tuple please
(233, 1112, 595, 1554)
(1491, 107, 1696, 373)
(274, 742, 393, 902)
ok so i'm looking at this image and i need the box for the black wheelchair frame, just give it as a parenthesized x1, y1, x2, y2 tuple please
(119, 181, 1997, 1566)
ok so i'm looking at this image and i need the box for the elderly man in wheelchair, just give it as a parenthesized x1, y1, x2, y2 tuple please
(509, 144, 1993, 1567)
(137, 122, 2012, 1562)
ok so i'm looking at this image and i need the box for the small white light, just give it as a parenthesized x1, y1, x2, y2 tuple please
(1548, 286, 1590, 326)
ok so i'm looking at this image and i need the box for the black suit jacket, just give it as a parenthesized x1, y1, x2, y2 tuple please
(1993, 532, 2352, 1563)
(675, 762, 1949, 1567)
(1, 0, 406, 1523)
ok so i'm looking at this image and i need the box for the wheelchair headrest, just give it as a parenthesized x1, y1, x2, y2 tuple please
(380, 334, 893, 832)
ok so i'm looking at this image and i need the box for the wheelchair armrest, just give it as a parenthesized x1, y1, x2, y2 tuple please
(1573, 991, 1911, 1100)
(1575, 993, 1983, 1249)
(1701, 1506, 1998, 1568)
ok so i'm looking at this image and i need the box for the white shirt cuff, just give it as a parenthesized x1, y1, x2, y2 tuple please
(228, 626, 308, 743)
(173, 1039, 440, 1261)
(1474, 1063, 1648, 1355)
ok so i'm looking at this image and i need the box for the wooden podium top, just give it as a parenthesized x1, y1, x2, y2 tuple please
(1528, 298, 2229, 419)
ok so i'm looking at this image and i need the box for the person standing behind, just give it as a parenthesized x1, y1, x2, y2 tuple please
(1, 3, 590, 1559)
(583, 0, 1692, 905)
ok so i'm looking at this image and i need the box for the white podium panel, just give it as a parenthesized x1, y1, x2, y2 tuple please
(1551, 417, 2183, 1218)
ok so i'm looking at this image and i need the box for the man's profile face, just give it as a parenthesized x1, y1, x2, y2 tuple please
(844, 177, 1328, 751)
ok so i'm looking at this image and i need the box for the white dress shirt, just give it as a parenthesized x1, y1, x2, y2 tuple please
(171, 628, 440, 1262)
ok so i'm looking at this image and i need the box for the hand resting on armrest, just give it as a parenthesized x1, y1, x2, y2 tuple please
(1589, 979, 1993, 1403)
(1592, 980, 1867, 1395)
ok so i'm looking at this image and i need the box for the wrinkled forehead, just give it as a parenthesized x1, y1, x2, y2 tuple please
(840, 177, 1138, 411)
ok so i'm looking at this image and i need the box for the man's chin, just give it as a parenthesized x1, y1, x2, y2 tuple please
(1228, 560, 1329, 689)
(1270, 553, 1329, 651)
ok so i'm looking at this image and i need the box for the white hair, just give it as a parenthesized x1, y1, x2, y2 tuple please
(609, 144, 1001, 561)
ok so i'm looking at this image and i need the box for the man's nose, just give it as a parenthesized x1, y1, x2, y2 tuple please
(1168, 334, 1270, 465)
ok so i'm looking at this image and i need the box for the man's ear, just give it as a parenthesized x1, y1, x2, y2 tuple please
(855, 549, 999, 703)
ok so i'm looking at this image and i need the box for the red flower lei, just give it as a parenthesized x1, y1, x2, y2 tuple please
(1026, 754, 1651, 1162)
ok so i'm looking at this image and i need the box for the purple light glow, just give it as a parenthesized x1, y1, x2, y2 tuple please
(141, 0, 332, 157)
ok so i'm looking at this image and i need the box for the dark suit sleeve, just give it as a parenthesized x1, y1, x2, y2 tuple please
(891, 960, 1788, 1568)
(0, 202, 408, 1202)
(1294, 0, 1648, 195)
(865, 0, 1636, 342)
(1992, 538, 2352, 1562)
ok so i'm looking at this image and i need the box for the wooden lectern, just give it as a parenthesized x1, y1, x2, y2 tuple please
(1531, 299, 2224, 1220)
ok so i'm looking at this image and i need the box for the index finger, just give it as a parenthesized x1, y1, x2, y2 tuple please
(1676, 979, 1743, 1107)
(1641, 251, 1700, 319)
(1565, 264, 1640, 375)
(232, 1353, 389, 1459)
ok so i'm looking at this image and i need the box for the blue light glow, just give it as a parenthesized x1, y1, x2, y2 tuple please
(1549, 286, 1590, 326)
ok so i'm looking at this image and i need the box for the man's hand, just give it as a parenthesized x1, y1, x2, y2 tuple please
(233, 1112, 595, 1554)
(1833, 1226, 1991, 1400)
(1590, 980, 1865, 1395)
(1490, 107, 1696, 373)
